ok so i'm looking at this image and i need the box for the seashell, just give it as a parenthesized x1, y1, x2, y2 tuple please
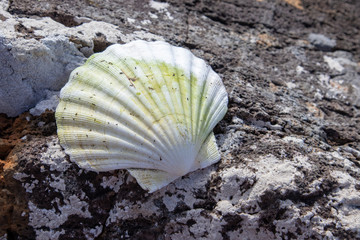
(55, 40, 228, 193)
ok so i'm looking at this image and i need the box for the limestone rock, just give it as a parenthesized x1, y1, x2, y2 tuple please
(0, 0, 163, 117)
(1, 0, 360, 239)
(308, 33, 336, 51)
(29, 91, 59, 117)
(0, 35, 84, 117)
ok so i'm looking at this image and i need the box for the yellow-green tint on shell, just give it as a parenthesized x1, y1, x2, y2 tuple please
(55, 40, 228, 192)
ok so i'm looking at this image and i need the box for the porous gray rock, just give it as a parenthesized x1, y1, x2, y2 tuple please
(29, 91, 59, 116)
(308, 33, 336, 51)
(1, 0, 360, 239)
(0, 35, 84, 117)
(0, 0, 162, 117)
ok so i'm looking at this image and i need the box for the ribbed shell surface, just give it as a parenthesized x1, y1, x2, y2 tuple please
(55, 40, 228, 192)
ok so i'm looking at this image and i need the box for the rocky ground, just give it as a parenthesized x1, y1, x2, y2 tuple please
(1, 0, 360, 239)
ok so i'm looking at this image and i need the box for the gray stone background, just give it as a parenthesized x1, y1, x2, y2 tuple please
(0, 0, 359, 239)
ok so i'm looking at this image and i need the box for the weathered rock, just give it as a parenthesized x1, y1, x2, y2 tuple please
(0, 0, 360, 239)
(1, 127, 359, 239)
(0, 34, 84, 117)
(0, 0, 163, 117)
(308, 33, 336, 52)
(0, 0, 86, 117)
(29, 91, 59, 117)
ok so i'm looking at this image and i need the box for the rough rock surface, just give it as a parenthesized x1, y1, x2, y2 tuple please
(0, 0, 86, 117)
(1, 0, 360, 239)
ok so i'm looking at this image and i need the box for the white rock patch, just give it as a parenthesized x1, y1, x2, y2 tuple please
(29, 195, 91, 229)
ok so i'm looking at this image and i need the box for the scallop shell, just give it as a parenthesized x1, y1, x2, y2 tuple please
(55, 40, 228, 193)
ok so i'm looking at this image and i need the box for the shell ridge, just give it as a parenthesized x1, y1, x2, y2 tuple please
(73, 57, 179, 160)
(135, 43, 199, 174)
(140, 43, 183, 149)
(58, 127, 172, 169)
(59, 91, 162, 145)
(171, 47, 191, 140)
(145, 43, 189, 162)
(190, 57, 212, 141)
(194, 71, 227, 132)
(72, 149, 163, 168)
(197, 72, 225, 139)
(56, 100, 175, 163)
(155, 43, 182, 128)
(201, 89, 228, 134)
(188, 51, 194, 142)
(116, 57, 181, 157)
(62, 52, 225, 167)
(128, 168, 180, 193)
(177, 47, 197, 173)
(126, 49, 187, 169)
(116, 57, 169, 125)
(57, 102, 175, 166)
(169, 49, 200, 174)
(71, 151, 164, 171)
(194, 64, 211, 143)
(194, 132, 220, 170)
(173, 48, 193, 139)
(56, 40, 229, 192)
(113, 55, 185, 166)
(169, 44, 185, 126)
